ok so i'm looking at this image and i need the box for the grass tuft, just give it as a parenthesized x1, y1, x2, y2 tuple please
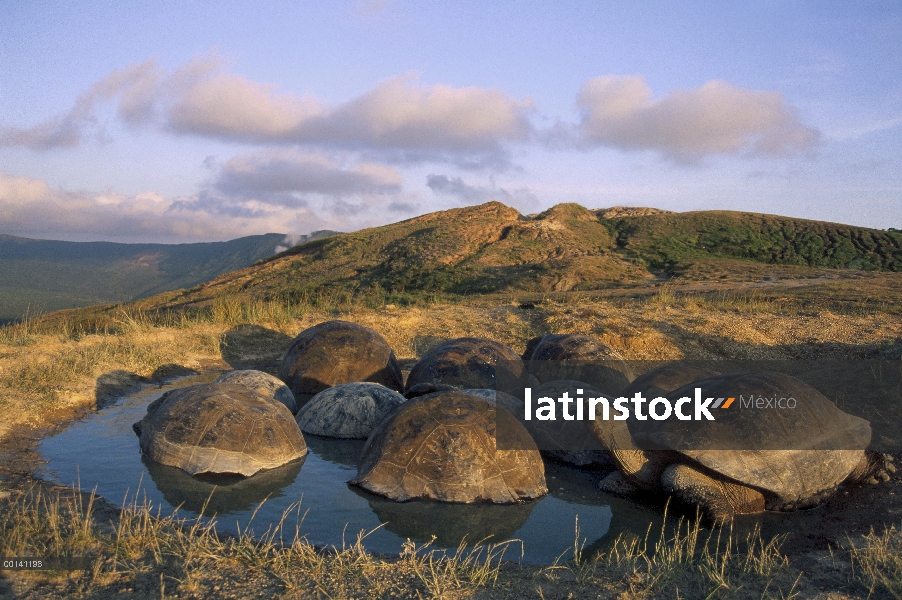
(848, 523, 902, 598)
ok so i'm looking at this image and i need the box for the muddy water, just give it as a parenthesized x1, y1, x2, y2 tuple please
(37, 373, 818, 564)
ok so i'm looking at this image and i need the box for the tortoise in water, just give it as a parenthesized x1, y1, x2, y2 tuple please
(133, 382, 307, 477)
(215, 369, 298, 414)
(295, 382, 406, 439)
(350, 390, 547, 503)
(405, 337, 525, 392)
(526, 334, 634, 394)
(522, 380, 613, 467)
(278, 320, 403, 401)
(590, 369, 896, 524)
(594, 364, 721, 495)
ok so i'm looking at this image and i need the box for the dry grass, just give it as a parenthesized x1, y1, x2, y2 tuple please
(847, 524, 902, 599)
(539, 511, 796, 599)
(0, 484, 519, 599)
(4, 486, 901, 599)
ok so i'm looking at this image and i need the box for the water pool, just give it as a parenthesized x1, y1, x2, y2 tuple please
(38, 373, 817, 563)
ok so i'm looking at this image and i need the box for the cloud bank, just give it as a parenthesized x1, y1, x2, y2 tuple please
(214, 150, 403, 200)
(575, 76, 819, 162)
(0, 56, 533, 164)
(1, 57, 819, 166)
(0, 169, 404, 243)
(0, 58, 826, 243)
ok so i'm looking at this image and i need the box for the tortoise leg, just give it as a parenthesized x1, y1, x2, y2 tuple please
(661, 464, 765, 526)
(598, 471, 639, 496)
(590, 417, 665, 491)
(846, 450, 896, 485)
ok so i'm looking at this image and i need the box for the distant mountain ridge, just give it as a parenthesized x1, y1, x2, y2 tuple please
(7, 202, 901, 323)
(0, 230, 338, 322)
(135, 201, 901, 314)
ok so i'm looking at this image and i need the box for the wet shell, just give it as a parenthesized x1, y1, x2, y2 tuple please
(351, 391, 547, 503)
(133, 382, 307, 477)
(215, 369, 298, 414)
(296, 382, 406, 439)
(278, 320, 403, 399)
(406, 337, 525, 391)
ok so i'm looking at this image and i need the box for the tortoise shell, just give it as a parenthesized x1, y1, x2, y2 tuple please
(295, 382, 406, 439)
(351, 391, 547, 503)
(278, 320, 403, 399)
(405, 337, 525, 392)
(215, 369, 298, 414)
(133, 382, 307, 477)
(620, 364, 720, 401)
(523, 380, 612, 467)
(461, 388, 522, 415)
(528, 334, 634, 394)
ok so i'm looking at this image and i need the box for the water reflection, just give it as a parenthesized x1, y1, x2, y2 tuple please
(354, 486, 536, 547)
(544, 462, 664, 554)
(142, 455, 304, 516)
(304, 435, 366, 468)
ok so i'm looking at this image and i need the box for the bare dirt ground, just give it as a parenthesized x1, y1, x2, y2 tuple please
(2, 273, 901, 598)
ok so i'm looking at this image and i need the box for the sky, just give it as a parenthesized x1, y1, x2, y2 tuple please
(1, 1, 900, 243)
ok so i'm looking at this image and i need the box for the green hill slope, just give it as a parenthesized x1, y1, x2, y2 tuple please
(139, 202, 901, 314)
(602, 211, 902, 272)
(0, 231, 337, 322)
(150, 202, 649, 310)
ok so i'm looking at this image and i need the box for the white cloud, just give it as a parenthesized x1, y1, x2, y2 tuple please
(167, 68, 324, 141)
(0, 61, 164, 149)
(0, 172, 52, 202)
(297, 75, 533, 151)
(575, 76, 819, 162)
(214, 149, 403, 199)
(0, 170, 397, 243)
(167, 67, 533, 158)
(1, 55, 533, 164)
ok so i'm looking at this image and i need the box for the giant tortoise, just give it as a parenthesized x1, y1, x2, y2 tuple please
(278, 320, 403, 400)
(526, 333, 634, 394)
(295, 382, 406, 439)
(351, 390, 547, 503)
(590, 369, 895, 524)
(215, 369, 298, 414)
(406, 337, 525, 392)
(521, 380, 612, 467)
(133, 382, 307, 477)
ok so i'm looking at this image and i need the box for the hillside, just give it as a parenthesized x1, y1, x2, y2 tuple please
(604, 211, 902, 273)
(130, 201, 902, 313)
(0, 231, 337, 322)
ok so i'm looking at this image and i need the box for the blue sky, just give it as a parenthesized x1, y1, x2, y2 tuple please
(1, 1, 900, 242)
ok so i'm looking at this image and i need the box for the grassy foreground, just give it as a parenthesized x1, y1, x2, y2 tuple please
(1, 284, 902, 598)
(2, 482, 900, 598)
